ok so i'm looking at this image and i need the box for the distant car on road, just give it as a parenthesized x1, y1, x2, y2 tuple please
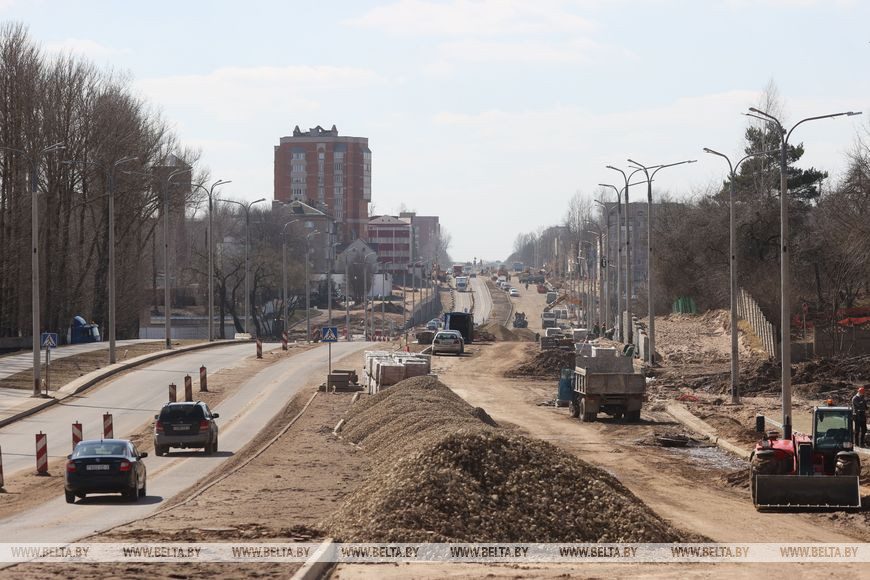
(65, 439, 147, 503)
(509, 288, 520, 297)
(431, 330, 465, 356)
(426, 320, 438, 331)
(154, 401, 220, 456)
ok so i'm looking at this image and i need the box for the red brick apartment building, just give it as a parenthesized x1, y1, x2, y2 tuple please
(273, 125, 371, 243)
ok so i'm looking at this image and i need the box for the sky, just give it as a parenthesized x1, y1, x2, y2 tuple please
(9, 0, 869, 261)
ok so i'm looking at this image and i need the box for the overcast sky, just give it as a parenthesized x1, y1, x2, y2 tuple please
(12, 0, 869, 261)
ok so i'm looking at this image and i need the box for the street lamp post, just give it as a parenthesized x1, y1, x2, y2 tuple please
(304, 231, 318, 343)
(225, 198, 266, 335)
(593, 200, 613, 331)
(161, 167, 192, 348)
(191, 179, 231, 342)
(1, 143, 65, 396)
(281, 219, 301, 337)
(743, 107, 861, 435)
(606, 165, 650, 345)
(363, 251, 377, 339)
(702, 147, 776, 404)
(628, 158, 696, 364)
(63, 156, 137, 363)
(598, 184, 624, 340)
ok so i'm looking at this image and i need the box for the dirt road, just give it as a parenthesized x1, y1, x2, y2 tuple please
(431, 342, 865, 544)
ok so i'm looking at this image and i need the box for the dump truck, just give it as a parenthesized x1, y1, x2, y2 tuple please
(541, 311, 557, 329)
(569, 350, 644, 422)
(443, 311, 474, 344)
(750, 405, 861, 509)
(513, 312, 528, 328)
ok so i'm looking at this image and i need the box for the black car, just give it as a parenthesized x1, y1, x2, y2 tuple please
(65, 439, 147, 503)
(154, 401, 219, 455)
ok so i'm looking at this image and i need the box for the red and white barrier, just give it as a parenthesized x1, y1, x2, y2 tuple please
(256, 338, 263, 359)
(35, 432, 47, 475)
(0, 445, 4, 489)
(103, 412, 113, 439)
(169, 382, 177, 402)
(184, 374, 193, 401)
(72, 421, 82, 451)
(281, 331, 288, 351)
(199, 365, 208, 392)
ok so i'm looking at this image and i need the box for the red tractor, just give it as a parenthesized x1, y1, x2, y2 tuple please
(750, 404, 861, 509)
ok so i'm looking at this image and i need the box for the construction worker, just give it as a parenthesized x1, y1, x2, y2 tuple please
(852, 386, 868, 446)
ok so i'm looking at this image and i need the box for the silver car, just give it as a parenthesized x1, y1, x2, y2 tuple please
(431, 330, 464, 356)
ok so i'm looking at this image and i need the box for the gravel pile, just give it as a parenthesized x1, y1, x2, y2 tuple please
(478, 322, 522, 342)
(324, 375, 692, 543)
(505, 348, 575, 379)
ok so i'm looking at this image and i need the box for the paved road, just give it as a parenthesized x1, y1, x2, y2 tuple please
(0, 342, 280, 476)
(470, 277, 492, 325)
(0, 339, 156, 381)
(0, 341, 369, 544)
(453, 284, 474, 316)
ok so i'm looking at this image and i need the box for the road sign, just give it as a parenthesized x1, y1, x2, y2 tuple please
(321, 326, 339, 343)
(40, 333, 58, 349)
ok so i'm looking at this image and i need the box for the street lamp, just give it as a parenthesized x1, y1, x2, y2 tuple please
(593, 200, 614, 331)
(606, 165, 652, 345)
(63, 156, 137, 363)
(281, 219, 301, 338)
(191, 179, 231, 341)
(224, 198, 266, 335)
(0, 142, 65, 396)
(363, 251, 377, 339)
(302, 231, 320, 343)
(628, 158, 696, 364)
(742, 106, 861, 436)
(702, 147, 776, 404)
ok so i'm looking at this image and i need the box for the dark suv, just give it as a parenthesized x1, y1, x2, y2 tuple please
(154, 401, 219, 455)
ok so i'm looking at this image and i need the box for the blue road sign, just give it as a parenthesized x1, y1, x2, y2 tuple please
(40, 332, 59, 349)
(321, 326, 339, 342)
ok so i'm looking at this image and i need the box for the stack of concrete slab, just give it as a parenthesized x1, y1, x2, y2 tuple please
(364, 351, 432, 394)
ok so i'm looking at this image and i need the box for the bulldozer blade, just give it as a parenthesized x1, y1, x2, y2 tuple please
(755, 474, 861, 509)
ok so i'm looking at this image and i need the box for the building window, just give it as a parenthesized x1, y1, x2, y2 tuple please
(292, 152, 305, 161)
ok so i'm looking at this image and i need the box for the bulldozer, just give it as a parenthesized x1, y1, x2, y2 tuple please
(513, 311, 528, 328)
(750, 404, 861, 510)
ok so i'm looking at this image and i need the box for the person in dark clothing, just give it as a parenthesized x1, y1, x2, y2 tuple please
(852, 386, 868, 446)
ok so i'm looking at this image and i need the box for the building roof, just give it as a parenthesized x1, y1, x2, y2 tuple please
(293, 124, 338, 137)
(279, 200, 330, 217)
(369, 215, 409, 225)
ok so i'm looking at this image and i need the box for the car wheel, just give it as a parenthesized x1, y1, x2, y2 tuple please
(124, 480, 138, 502)
(212, 436, 218, 454)
(154, 445, 165, 457)
(139, 479, 146, 498)
(65, 490, 76, 504)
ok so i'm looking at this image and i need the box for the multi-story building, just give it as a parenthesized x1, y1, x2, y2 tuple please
(398, 211, 440, 272)
(273, 125, 371, 243)
(368, 215, 412, 280)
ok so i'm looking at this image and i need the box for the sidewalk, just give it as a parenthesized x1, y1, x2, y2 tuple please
(0, 339, 154, 380)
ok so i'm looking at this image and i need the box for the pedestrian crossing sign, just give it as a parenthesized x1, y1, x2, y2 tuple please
(321, 326, 339, 342)
(40, 332, 58, 349)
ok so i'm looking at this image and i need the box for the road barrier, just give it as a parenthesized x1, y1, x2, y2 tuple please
(103, 412, 113, 439)
(169, 382, 177, 402)
(184, 375, 193, 401)
(256, 339, 263, 359)
(72, 421, 82, 451)
(35, 432, 47, 475)
(282, 332, 288, 351)
(199, 366, 208, 392)
(0, 445, 4, 490)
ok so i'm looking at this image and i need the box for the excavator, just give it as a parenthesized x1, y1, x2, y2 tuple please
(750, 403, 861, 509)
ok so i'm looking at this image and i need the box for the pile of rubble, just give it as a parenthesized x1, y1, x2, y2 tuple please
(504, 348, 575, 379)
(324, 376, 693, 543)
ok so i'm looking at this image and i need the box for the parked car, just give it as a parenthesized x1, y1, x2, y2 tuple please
(509, 288, 520, 297)
(426, 320, 438, 331)
(65, 439, 147, 503)
(154, 401, 220, 455)
(431, 330, 465, 356)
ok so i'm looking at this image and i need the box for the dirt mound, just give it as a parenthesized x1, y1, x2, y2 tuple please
(478, 321, 526, 342)
(692, 355, 870, 401)
(505, 348, 574, 379)
(324, 429, 692, 543)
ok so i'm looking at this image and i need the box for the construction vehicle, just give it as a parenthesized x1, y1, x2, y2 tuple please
(750, 404, 861, 509)
(513, 312, 528, 328)
(569, 349, 645, 422)
(443, 311, 474, 344)
(541, 311, 557, 329)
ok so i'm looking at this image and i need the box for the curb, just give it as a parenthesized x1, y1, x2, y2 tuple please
(664, 402, 751, 460)
(291, 539, 335, 580)
(0, 340, 243, 429)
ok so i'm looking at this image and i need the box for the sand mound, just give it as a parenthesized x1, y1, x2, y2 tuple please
(323, 375, 693, 543)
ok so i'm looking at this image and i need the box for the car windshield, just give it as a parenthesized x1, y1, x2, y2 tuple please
(73, 442, 128, 457)
(815, 410, 850, 448)
(436, 332, 458, 340)
(160, 404, 205, 420)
